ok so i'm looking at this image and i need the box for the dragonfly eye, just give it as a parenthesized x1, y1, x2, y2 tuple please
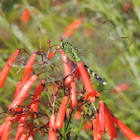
(60, 43, 64, 49)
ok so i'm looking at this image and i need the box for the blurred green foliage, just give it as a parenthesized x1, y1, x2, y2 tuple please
(0, 0, 140, 139)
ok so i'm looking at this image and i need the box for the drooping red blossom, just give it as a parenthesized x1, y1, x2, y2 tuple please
(20, 53, 36, 87)
(104, 104, 117, 139)
(15, 115, 27, 140)
(1, 121, 12, 140)
(111, 83, 130, 94)
(14, 53, 36, 98)
(55, 96, 69, 129)
(77, 62, 100, 102)
(0, 122, 6, 136)
(22, 9, 30, 23)
(93, 114, 103, 140)
(14, 81, 22, 99)
(63, 18, 84, 38)
(70, 82, 77, 107)
(0, 49, 20, 88)
(59, 50, 74, 85)
(48, 114, 57, 140)
(66, 108, 70, 119)
(30, 79, 45, 112)
(0, 112, 20, 138)
(99, 101, 106, 133)
(8, 74, 38, 109)
(16, 80, 44, 139)
(48, 50, 57, 60)
(19, 133, 27, 140)
(113, 116, 140, 140)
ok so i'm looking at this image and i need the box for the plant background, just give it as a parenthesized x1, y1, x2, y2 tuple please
(0, 0, 140, 140)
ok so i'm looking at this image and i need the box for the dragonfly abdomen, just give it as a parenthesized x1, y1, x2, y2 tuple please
(84, 65, 107, 85)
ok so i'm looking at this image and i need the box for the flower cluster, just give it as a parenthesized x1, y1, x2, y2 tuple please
(0, 40, 139, 140)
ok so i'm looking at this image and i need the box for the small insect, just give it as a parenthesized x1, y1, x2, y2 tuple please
(54, 21, 127, 85)
(10, 21, 127, 84)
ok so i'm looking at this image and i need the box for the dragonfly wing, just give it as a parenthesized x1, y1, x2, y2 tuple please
(9, 49, 31, 67)
(33, 49, 77, 83)
(9, 48, 57, 68)
(61, 21, 132, 85)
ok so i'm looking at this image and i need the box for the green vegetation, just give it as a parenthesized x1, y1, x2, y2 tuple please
(0, 0, 140, 139)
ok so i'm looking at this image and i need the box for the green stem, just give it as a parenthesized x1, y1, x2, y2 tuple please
(74, 106, 89, 140)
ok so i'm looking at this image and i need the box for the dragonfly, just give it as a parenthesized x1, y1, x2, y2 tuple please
(9, 21, 128, 84)
(47, 21, 128, 85)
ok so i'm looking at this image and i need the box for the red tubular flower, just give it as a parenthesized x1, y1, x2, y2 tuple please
(8, 74, 38, 109)
(99, 101, 106, 133)
(66, 108, 70, 119)
(21, 53, 36, 87)
(0, 123, 6, 136)
(30, 79, 45, 112)
(22, 9, 30, 23)
(48, 50, 56, 60)
(63, 18, 84, 38)
(14, 81, 22, 99)
(104, 104, 117, 139)
(0, 113, 19, 138)
(55, 96, 69, 129)
(49, 114, 57, 140)
(59, 50, 74, 85)
(0, 49, 20, 88)
(15, 115, 27, 140)
(70, 82, 77, 108)
(19, 133, 27, 140)
(113, 116, 140, 139)
(93, 114, 103, 140)
(77, 62, 100, 102)
(1, 121, 12, 140)
(16, 80, 44, 139)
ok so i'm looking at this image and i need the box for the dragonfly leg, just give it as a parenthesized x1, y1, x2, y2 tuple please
(84, 65, 107, 85)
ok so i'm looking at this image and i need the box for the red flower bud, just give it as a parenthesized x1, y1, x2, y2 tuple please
(93, 114, 103, 140)
(30, 79, 45, 112)
(22, 9, 30, 23)
(113, 116, 139, 139)
(21, 53, 36, 86)
(59, 50, 74, 85)
(9, 75, 37, 109)
(1, 121, 12, 140)
(55, 96, 68, 129)
(99, 101, 106, 133)
(0, 49, 20, 88)
(15, 116, 27, 140)
(49, 114, 57, 140)
(77, 62, 99, 102)
(104, 104, 117, 139)
(70, 82, 77, 107)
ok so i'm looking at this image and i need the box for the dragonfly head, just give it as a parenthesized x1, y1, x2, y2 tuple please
(60, 42, 71, 50)
(60, 42, 65, 50)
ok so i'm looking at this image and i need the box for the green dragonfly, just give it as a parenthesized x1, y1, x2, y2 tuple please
(44, 21, 127, 85)
(10, 21, 127, 84)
